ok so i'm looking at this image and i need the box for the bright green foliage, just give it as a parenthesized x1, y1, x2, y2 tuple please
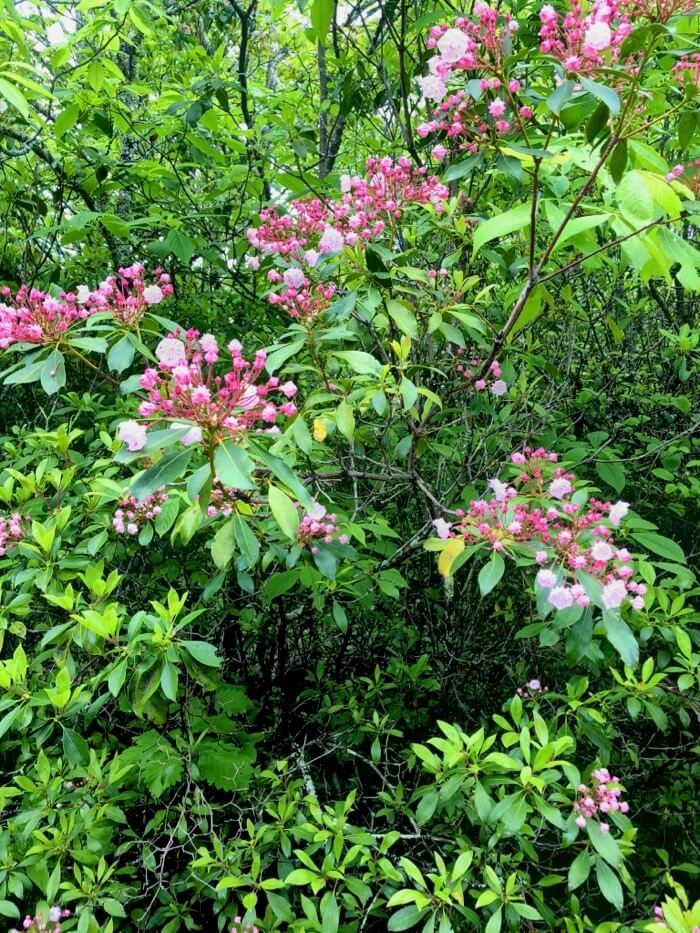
(0, 0, 699, 931)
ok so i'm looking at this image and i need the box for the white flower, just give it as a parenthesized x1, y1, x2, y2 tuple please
(244, 254, 260, 270)
(283, 267, 306, 289)
(142, 284, 163, 305)
(76, 285, 91, 305)
(609, 501, 629, 526)
(340, 174, 353, 193)
(488, 478, 508, 502)
(584, 21, 612, 51)
(490, 379, 508, 397)
(436, 27, 469, 63)
(117, 420, 147, 452)
(171, 422, 202, 446)
(548, 477, 572, 499)
(590, 540, 614, 562)
(526, 679, 541, 690)
(191, 256, 204, 269)
(46, 22, 67, 45)
(433, 518, 452, 539)
(318, 226, 345, 253)
(308, 500, 327, 520)
(536, 569, 557, 590)
(305, 249, 320, 266)
(417, 74, 447, 102)
(155, 337, 186, 366)
(602, 579, 627, 610)
(548, 586, 574, 610)
(48, 907, 62, 923)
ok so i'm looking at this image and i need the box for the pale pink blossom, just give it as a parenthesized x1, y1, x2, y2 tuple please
(117, 420, 147, 452)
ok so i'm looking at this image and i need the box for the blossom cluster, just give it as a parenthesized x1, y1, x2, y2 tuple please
(117, 331, 298, 451)
(0, 266, 171, 349)
(231, 920, 259, 933)
(0, 513, 24, 556)
(297, 505, 348, 553)
(433, 447, 643, 614)
(10, 907, 71, 933)
(573, 767, 629, 831)
(665, 156, 700, 195)
(76, 263, 172, 326)
(454, 351, 508, 395)
(0, 286, 91, 348)
(516, 678, 549, 698)
(538, 0, 632, 74)
(205, 479, 250, 518)
(246, 157, 448, 319)
(417, 11, 533, 152)
(112, 489, 168, 535)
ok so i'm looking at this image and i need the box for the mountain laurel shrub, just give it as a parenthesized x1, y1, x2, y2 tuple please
(0, 0, 698, 930)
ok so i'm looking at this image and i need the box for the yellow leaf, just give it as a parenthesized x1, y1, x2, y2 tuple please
(313, 418, 327, 442)
(438, 537, 465, 578)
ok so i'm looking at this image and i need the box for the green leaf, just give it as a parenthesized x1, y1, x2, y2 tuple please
(602, 610, 639, 668)
(233, 514, 260, 568)
(609, 139, 628, 184)
(263, 569, 300, 599)
(631, 532, 685, 564)
(310, 0, 334, 42)
(131, 449, 192, 499)
(587, 820, 622, 868)
(386, 299, 417, 338)
(268, 483, 299, 539)
(4, 359, 44, 385)
(0, 77, 31, 117)
(40, 350, 66, 395)
(478, 551, 505, 597)
(214, 440, 255, 489)
(546, 80, 574, 115)
(107, 334, 136, 373)
(335, 400, 355, 441)
(54, 103, 80, 138)
(388, 905, 428, 931)
(211, 518, 237, 569)
(473, 203, 531, 256)
(595, 860, 624, 909)
(164, 228, 196, 263)
(332, 350, 381, 375)
(579, 77, 620, 116)
(63, 728, 90, 766)
(182, 640, 221, 667)
(568, 850, 592, 890)
(595, 456, 625, 493)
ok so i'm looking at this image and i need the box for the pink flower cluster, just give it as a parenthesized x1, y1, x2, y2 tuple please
(205, 479, 250, 517)
(267, 269, 338, 320)
(0, 513, 24, 556)
(418, 86, 533, 155)
(10, 907, 71, 933)
(231, 919, 259, 933)
(113, 489, 168, 535)
(516, 678, 549, 698)
(77, 263, 172, 326)
(665, 157, 700, 195)
(0, 267, 172, 348)
(673, 53, 700, 89)
(417, 9, 534, 152)
(454, 351, 508, 395)
(433, 447, 644, 614)
(573, 767, 629, 831)
(119, 331, 298, 450)
(246, 158, 448, 319)
(538, 0, 632, 74)
(0, 286, 91, 348)
(297, 505, 348, 553)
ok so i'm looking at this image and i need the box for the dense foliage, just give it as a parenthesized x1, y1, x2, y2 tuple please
(0, 0, 699, 931)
